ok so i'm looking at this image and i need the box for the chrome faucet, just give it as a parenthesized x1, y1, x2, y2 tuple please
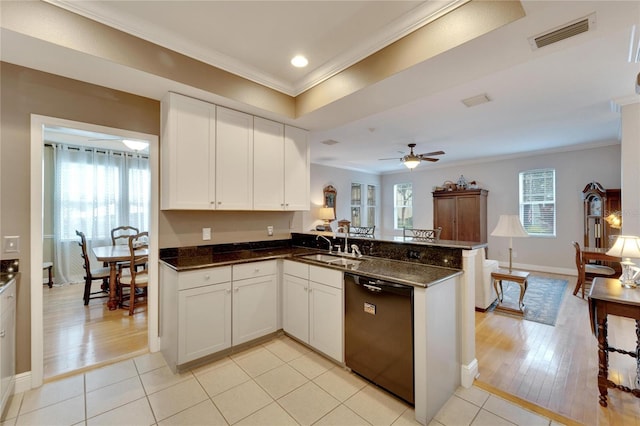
(336, 226, 349, 254)
(316, 234, 332, 253)
(350, 244, 362, 258)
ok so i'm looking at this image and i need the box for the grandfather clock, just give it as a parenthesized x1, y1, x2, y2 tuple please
(582, 182, 621, 248)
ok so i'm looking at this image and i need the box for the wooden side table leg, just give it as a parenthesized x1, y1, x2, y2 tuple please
(597, 314, 609, 407)
(518, 279, 527, 312)
(493, 278, 503, 303)
(636, 320, 640, 388)
(47, 265, 53, 288)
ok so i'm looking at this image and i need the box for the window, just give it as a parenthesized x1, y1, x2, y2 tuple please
(367, 184, 376, 227)
(519, 168, 556, 236)
(54, 145, 150, 241)
(394, 183, 413, 229)
(351, 183, 362, 227)
(351, 183, 378, 227)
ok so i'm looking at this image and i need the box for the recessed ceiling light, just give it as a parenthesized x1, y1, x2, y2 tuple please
(290, 55, 308, 68)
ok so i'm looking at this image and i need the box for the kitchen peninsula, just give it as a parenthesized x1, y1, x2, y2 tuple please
(159, 232, 484, 425)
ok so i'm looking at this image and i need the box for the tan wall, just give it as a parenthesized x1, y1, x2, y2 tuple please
(0, 61, 159, 373)
(1, 61, 307, 374)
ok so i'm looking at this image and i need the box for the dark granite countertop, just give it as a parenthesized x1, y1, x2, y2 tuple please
(160, 246, 461, 288)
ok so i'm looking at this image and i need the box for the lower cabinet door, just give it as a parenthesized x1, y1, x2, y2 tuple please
(178, 282, 231, 363)
(282, 274, 309, 343)
(232, 275, 278, 345)
(309, 281, 343, 362)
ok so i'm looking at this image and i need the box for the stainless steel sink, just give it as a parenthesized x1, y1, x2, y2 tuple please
(298, 253, 361, 267)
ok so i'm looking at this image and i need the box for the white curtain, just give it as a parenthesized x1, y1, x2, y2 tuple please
(52, 144, 150, 284)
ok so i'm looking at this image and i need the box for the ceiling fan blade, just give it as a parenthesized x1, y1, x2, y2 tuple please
(378, 157, 401, 161)
(421, 157, 440, 162)
(417, 150, 445, 157)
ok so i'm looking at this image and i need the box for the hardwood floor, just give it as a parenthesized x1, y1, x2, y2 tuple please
(475, 272, 640, 426)
(43, 282, 148, 381)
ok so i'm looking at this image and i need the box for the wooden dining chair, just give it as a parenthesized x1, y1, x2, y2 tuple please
(118, 231, 149, 315)
(110, 226, 140, 272)
(76, 230, 110, 305)
(572, 241, 616, 298)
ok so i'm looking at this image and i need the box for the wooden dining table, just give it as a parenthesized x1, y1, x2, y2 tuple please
(92, 245, 148, 310)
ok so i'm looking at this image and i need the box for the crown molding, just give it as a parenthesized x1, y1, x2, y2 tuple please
(45, 0, 468, 97)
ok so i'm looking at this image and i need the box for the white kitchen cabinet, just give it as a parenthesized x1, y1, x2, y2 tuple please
(282, 261, 343, 362)
(232, 261, 278, 345)
(253, 117, 285, 210)
(282, 266, 310, 342)
(160, 263, 232, 371)
(283, 125, 310, 211)
(253, 119, 310, 211)
(161, 92, 216, 210)
(216, 106, 254, 210)
(0, 278, 16, 416)
(178, 282, 232, 364)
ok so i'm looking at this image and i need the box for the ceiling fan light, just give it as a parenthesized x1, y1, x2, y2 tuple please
(122, 139, 148, 151)
(403, 159, 420, 169)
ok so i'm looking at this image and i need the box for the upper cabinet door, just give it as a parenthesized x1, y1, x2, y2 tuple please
(161, 93, 216, 210)
(215, 106, 254, 210)
(253, 117, 285, 210)
(284, 126, 310, 211)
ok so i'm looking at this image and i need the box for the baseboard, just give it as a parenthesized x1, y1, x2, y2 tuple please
(14, 372, 31, 394)
(460, 358, 478, 388)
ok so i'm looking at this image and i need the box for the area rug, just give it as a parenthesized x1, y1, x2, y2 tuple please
(488, 276, 568, 326)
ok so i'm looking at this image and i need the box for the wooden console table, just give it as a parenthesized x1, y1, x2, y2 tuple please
(588, 277, 640, 407)
(491, 269, 530, 316)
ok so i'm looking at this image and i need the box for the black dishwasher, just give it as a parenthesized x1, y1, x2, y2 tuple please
(344, 273, 414, 404)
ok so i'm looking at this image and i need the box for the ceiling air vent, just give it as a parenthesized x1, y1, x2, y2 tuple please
(529, 13, 596, 50)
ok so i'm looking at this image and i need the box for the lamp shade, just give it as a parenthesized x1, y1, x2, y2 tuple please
(606, 235, 640, 259)
(490, 215, 529, 238)
(319, 207, 335, 221)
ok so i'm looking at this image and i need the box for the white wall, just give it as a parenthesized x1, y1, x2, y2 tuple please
(304, 164, 381, 232)
(380, 144, 621, 273)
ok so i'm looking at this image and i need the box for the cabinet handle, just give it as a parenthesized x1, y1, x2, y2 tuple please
(235, 288, 239, 292)
(0, 330, 4, 338)
(204, 275, 210, 280)
(226, 289, 231, 294)
(218, 201, 222, 205)
(281, 203, 285, 207)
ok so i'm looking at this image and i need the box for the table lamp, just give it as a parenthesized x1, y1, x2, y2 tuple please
(606, 235, 640, 288)
(491, 214, 529, 272)
(319, 207, 335, 231)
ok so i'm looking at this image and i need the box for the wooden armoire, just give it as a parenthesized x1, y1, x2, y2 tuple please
(433, 189, 488, 243)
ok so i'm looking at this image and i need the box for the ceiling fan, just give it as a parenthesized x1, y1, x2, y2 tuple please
(379, 143, 445, 169)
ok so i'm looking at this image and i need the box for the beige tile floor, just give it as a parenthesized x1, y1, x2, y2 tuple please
(2, 335, 562, 426)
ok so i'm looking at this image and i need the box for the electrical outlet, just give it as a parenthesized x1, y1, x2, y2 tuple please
(267, 226, 274, 236)
(202, 228, 212, 240)
(3, 236, 19, 253)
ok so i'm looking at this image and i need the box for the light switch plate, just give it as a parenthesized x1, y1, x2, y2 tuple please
(3, 236, 19, 253)
(202, 228, 212, 240)
(267, 226, 274, 236)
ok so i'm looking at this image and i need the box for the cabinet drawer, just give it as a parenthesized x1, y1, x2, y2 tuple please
(283, 260, 309, 279)
(309, 265, 343, 289)
(233, 260, 277, 281)
(178, 266, 232, 291)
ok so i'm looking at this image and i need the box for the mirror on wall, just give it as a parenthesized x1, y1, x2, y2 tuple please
(323, 185, 336, 215)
